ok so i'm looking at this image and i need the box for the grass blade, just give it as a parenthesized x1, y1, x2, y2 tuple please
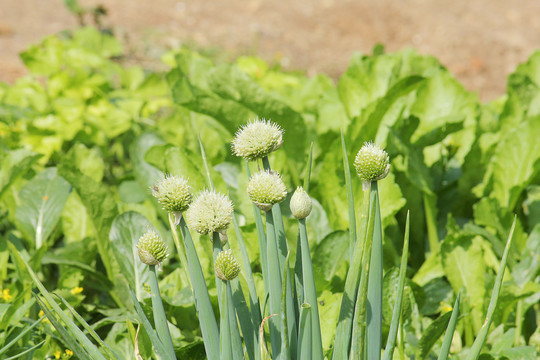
(303, 142, 314, 192)
(383, 211, 410, 360)
(438, 291, 461, 360)
(341, 130, 357, 261)
(35, 296, 94, 360)
(366, 181, 384, 360)
(148, 265, 176, 359)
(11, 246, 107, 360)
(467, 216, 517, 360)
(3, 340, 45, 360)
(416, 311, 453, 359)
(178, 217, 220, 360)
(55, 294, 120, 360)
(129, 290, 174, 360)
(299, 217, 323, 359)
(0, 316, 44, 357)
(199, 135, 215, 190)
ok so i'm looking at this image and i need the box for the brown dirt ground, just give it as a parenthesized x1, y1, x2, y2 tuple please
(1, 0, 540, 101)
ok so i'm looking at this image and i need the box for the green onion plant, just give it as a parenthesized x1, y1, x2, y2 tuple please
(12, 118, 518, 360)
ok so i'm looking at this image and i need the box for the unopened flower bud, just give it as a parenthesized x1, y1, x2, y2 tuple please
(232, 118, 284, 161)
(354, 142, 390, 189)
(186, 190, 234, 236)
(137, 229, 168, 265)
(151, 175, 192, 213)
(214, 249, 241, 281)
(290, 186, 312, 219)
(247, 170, 287, 212)
(218, 230, 228, 245)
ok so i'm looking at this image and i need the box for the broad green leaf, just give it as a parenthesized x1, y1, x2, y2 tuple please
(378, 171, 406, 228)
(15, 168, 71, 248)
(483, 117, 540, 209)
(109, 212, 152, 301)
(511, 224, 540, 287)
(419, 277, 454, 316)
(130, 133, 165, 190)
(58, 151, 118, 283)
(410, 72, 478, 141)
(416, 311, 452, 360)
(467, 217, 517, 360)
(440, 226, 486, 333)
(0, 148, 42, 199)
(71, 26, 123, 58)
(167, 60, 251, 132)
(312, 231, 349, 290)
(524, 186, 540, 232)
(60, 192, 95, 243)
(64, 144, 105, 182)
(20, 36, 64, 75)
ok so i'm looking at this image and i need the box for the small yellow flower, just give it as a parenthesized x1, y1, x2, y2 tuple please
(1, 289, 12, 302)
(439, 301, 453, 314)
(143, 283, 151, 293)
(54, 350, 62, 359)
(64, 349, 74, 358)
(70, 286, 83, 295)
(38, 310, 51, 323)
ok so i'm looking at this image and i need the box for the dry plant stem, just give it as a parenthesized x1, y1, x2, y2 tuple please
(168, 212, 192, 290)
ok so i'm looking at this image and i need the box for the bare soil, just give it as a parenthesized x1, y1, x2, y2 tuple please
(1, 0, 540, 101)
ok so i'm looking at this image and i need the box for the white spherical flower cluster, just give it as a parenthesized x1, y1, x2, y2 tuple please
(214, 249, 241, 281)
(354, 142, 390, 186)
(247, 170, 287, 212)
(137, 229, 168, 265)
(151, 175, 192, 213)
(186, 190, 234, 236)
(232, 118, 284, 161)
